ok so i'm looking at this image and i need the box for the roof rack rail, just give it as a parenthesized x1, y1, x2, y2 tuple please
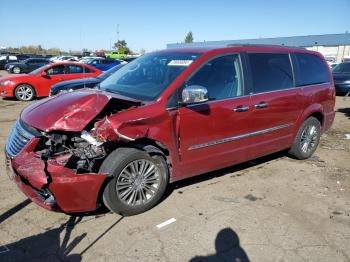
(225, 43, 306, 49)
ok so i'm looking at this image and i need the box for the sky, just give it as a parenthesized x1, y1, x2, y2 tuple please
(0, 0, 349, 53)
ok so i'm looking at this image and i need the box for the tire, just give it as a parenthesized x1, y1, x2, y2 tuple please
(288, 117, 321, 160)
(12, 66, 21, 74)
(100, 148, 169, 216)
(14, 84, 35, 101)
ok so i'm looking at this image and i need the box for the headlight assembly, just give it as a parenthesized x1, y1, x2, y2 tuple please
(0, 80, 13, 86)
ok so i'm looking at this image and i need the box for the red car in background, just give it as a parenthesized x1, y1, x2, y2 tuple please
(0, 62, 102, 101)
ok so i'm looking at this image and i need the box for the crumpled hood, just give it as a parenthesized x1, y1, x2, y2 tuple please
(21, 89, 116, 132)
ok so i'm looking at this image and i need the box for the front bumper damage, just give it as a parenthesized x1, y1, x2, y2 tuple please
(5, 90, 150, 213)
(5, 138, 108, 213)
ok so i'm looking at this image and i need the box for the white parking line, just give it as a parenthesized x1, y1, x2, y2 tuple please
(156, 218, 176, 229)
(0, 245, 9, 254)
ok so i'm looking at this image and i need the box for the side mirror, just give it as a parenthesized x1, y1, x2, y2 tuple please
(182, 85, 209, 105)
(41, 71, 48, 77)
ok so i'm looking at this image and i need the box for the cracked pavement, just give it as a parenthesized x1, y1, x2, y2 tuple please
(0, 69, 349, 261)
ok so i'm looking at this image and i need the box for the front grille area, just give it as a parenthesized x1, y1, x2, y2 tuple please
(5, 120, 36, 157)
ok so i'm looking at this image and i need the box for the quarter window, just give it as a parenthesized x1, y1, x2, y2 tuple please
(248, 53, 293, 93)
(186, 54, 243, 100)
(294, 53, 329, 86)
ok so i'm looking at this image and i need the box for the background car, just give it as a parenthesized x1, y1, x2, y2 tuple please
(0, 62, 102, 101)
(5, 58, 50, 74)
(50, 64, 124, 95)
(84, 57, 124, 71)
(332, 62, 350, 94)
(50, 56, 79, 63)
(78, 56, 100, 63)
(0, 55, 18, 69)
(105, 51, 127, 59)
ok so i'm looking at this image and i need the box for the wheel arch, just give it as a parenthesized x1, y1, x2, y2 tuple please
(129, 138, 173, 177)
(307, 111, 324, 126)
(13, 83, 37, 97)
(292, 103, 325, 139)
(299, 103, 324, 127)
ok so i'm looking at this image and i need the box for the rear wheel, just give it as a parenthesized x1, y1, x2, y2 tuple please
(100, 148, 169, 216)
(289, 117, 321, 159)
(14, 84, 35, 101)
(12, 66, 21, 74)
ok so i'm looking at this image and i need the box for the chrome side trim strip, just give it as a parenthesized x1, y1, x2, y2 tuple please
(188, 123, 293, 151)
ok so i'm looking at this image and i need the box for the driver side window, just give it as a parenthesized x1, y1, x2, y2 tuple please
(187, 54, 243, 100)
(46, 65, 65, 75)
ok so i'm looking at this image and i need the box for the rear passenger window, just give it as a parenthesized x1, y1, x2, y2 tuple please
(294, 53, 329, 86)
(82, 66, 93, 73)
(248, 53, 293, 93)
(67, 65, 84, 74)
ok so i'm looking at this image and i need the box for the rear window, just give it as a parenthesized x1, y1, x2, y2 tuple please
(248, 53, 293, 93)
(294, 53, 329, 86)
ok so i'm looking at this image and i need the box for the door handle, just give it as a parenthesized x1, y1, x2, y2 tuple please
(233, 106, 250, 112)
(255, 102, 268, 109)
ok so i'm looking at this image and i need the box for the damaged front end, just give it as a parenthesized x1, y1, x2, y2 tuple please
(5, 90, 144, 213)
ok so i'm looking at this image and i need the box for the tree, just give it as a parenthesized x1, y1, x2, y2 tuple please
(185, 31, 194, 43)
(113, 40, 131, 54)
(139, 48, 146, 55)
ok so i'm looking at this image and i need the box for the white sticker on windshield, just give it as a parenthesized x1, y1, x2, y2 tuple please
(168, 60, 193, 66)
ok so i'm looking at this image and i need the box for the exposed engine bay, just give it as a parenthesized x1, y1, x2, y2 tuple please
(33, 96, 141, 173)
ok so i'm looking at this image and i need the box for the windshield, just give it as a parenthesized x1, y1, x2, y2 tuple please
(29, 64, 50, 75)
(99, 52, 202, 101)
(332, 63, 350, 73)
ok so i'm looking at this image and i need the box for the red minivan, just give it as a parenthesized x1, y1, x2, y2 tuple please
(5, 45, 335, 215)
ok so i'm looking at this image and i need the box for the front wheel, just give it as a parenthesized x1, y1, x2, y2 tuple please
(12, 66, 21, 74)
(100, 148, 169, 216)
(289, 117, 321, 159)
(14, 84, 35, 101)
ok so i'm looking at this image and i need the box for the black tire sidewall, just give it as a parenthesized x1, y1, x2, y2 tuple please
(290, 117, 321, 159)
(101, 148, 168, 216)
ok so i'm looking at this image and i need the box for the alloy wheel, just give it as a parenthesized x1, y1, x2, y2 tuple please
(300, 125, 318, 154)
(16, 85, 34, 101)
(116, 159, 160, 206)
